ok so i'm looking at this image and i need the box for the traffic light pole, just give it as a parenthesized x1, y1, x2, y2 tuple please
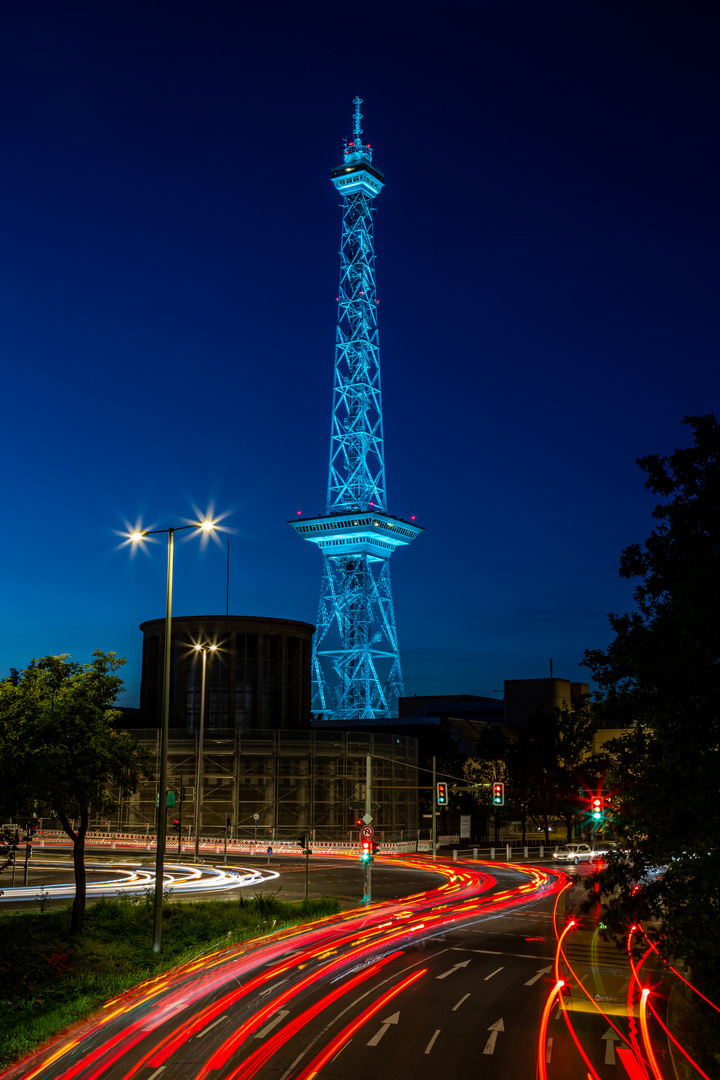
(23, 828, 31, 886)
(432, 756, 437, 861)
(363, 754, 372, 904)
(178, 775, 183, 861)
(305, 842, 310, 900)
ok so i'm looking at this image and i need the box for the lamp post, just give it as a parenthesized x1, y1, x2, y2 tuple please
(193, 643, 217, 863)
(130, 520, 214, 952)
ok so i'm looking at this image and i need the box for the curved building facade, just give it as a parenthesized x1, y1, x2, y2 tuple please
(138, 615, 315, 733)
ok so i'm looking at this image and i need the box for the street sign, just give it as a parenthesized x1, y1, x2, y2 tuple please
(362, 812, 373, 825)
(360, 824, 374, 840)
(253, 813, 259, 821)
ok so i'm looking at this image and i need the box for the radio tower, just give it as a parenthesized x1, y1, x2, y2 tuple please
(290, 97, 422, 721)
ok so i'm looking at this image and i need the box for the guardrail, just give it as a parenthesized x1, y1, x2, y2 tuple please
(29, 831, 559, 861)
(22, 831, 462, 857)
(450, 844, 557, 860)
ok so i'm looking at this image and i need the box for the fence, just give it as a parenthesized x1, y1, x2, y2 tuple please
(24, 830, 463, 857)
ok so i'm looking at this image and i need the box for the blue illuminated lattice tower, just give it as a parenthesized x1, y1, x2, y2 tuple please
(290, 98, 422, 721)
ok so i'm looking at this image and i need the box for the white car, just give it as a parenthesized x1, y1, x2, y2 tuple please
(589, 841, 618, 861)
(552, 843, 593, 865)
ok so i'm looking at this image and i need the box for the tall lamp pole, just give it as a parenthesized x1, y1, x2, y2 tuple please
(193, 643, 217, 862)
(130, 520, 214, 952)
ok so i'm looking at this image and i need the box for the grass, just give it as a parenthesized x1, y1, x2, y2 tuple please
(0, 891, 341, 1069)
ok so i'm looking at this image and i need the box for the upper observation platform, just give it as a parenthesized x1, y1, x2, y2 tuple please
(290, 511, 422, 562)
(331, 95, 385, 198)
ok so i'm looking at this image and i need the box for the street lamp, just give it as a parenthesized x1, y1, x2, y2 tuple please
(193, 643, 217, 863)
(130, 519, 215, 952)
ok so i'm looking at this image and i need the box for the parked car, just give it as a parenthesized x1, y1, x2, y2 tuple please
(552, 843, 593, 864)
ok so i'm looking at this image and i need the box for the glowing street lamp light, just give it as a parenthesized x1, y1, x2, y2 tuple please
(129, 519, 215, 952)
(193, 643, 217, 863)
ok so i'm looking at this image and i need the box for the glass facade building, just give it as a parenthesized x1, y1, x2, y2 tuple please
(116, 616, 419, 841)
(117, 728, 419, 842)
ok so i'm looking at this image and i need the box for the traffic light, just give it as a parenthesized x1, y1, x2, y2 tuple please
(355, 817, 363, 829)
(172, 819, 180, 832)
(360, 838, 373, 862)
(298, 834, 311, 854)
(371, 842, 380, 856)
(591, 796, 603, 821)
(492, 782, 505, 806)
(436, 782, 448, 806)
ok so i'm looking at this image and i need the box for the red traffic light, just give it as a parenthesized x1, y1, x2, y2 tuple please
(436, 782, 448, 806)
(492, 782, 505, 805)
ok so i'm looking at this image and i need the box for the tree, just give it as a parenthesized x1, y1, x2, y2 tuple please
(417, 719, 467, 825)
(583, 415, 720, 1001)
(464, 725, 511, 844)
(506, 724, 557, 846)
(535, 696, 598, 841)
(0, 652, 154, 935)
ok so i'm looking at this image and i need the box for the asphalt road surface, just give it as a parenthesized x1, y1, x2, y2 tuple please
(1, 856, 675, 1079)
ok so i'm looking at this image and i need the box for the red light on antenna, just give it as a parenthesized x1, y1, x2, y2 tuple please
(297, 511, 302, 516)
(411, 515, 416, 520)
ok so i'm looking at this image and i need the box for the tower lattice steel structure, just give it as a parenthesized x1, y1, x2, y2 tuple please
(290, 98, 422, 721)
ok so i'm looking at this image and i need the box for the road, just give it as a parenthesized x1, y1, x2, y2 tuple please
(0, 849, 449, 910)
(0, 857, 682, 1080)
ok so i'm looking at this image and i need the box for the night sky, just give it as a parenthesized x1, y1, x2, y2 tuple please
(1, 1, 717, 707)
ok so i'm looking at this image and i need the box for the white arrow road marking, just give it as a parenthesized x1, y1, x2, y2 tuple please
(452, 994, 470, 1011)
(525, 965, 553, 987)
(484, 967, 503, 981)
(147, 1069, 165, 1080)
(453, 946, 554, 962)
(424, 1030, 441, 1054)
(254, 1010, 290, 1038)
(367, 1011, 400, 1047)
(196, 1015, 228, 1038)
(602, 1027, 620, 1064)
(436, 960, 471, 979)
(483, 1018, 505, 1054)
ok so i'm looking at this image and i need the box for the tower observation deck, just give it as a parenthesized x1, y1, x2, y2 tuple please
(290, 98, 422, 721)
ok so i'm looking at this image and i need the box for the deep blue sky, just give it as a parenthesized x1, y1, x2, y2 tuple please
(1, 1, 717, 707)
